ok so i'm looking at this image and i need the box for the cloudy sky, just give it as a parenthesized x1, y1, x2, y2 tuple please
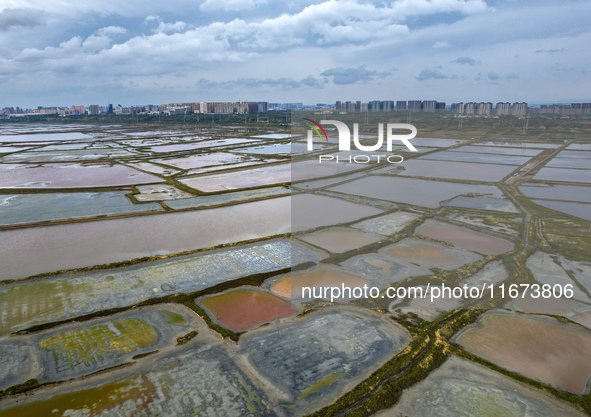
(0, 0, 589, 107)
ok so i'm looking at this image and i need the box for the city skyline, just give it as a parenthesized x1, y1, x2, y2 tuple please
(0, 0, 590, 107)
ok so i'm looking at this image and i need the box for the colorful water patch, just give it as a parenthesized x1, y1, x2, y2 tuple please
(377, 355, 586, 417)
(298, 227, 383, 253)
(201, 290, 297, 331)
(455, 312, 591, 394)
(0, 347, 274, 417)
(381, 238, 481, 270)
(271, 269, 370, 301)
(417, 220, 513, 255)
(0, 239, 322, 335)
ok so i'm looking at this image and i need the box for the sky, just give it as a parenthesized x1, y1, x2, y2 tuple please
(0, 0, 589, 107)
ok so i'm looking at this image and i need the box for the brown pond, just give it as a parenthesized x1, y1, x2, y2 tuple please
(0, 196, 291, 280)
(513, 295, 581, 316)
(271, 269, 370, 300)
(298, 227, 382, 253)
(382, 239, 476, 269)
(201, 290, 297, 331)
(418, 221, 513, 255)
(456, 313, 591, 394)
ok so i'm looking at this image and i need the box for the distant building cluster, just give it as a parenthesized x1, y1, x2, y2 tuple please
(335, 100, 446, 113)
(3, 100, 591, 119)
(539, 103, 591, 116)
(332, 100, 536, 117)
(270, 103, 304, 110)
(1, 101, 270, 118)
(450, 102, 527, 117)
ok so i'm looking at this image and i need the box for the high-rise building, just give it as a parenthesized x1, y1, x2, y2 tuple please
(495, 102, 511, 116)
(382, 100, 394, 111)
(512, 102, 527, 117)
(71, 105, 85, 115)
(451, 103, 464, 114)
(408, 100, 422, 112)
(422, 100, 436, 113)
(464, 102, 476, 115)
(396, 101, 407, 111)
(89, 105, 99, 115)
(369, 100, 381, 111)
(477, 102, 492, 116)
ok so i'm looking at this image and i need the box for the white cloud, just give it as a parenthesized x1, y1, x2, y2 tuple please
(391, 0, 488, 17)
(146, 16, 188, 34)
(433, 41, 450, 48)
(82, 26, 126, 51)
(200, 0, 267, 12)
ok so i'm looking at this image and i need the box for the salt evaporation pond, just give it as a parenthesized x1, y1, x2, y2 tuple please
(421, 150, 531, 165)
(532, 199, 591, 221)
(251, 133, 293, 139)
(1, 149, 136, 163)
(0, 146, 31, 153)
(180, 163, 291, 191)
(0, 306, 195, 386)
(147, 143, 211, 152)
(201, 290, 297, 331)
(271, 268, 370, 301)
(0, 192, 162, 226)
(567, 144, 591, 151)
(181, 160, 366, 192)
(328, 176, 503, 208)
(0, 346, 275, 417)
(474, 141, 559, 149)
(351, 211, 420, 236)
(0, 239, 321, 336)
(124, 161, 180, 176)
(417, 220, 514, 255)
(519, 183, 591, 203)
(340, 254, 430, 286)
(153, 152, 249, 170)
(411, 137, 466, 147)
(381, 238, 481, 270)
(0, 197, 291, 280)
(442, 195, 518, 212)
(376, 356, 586, 417)
(165, 186, 290, 209)
(546, 157, 591, 170)
(0, 132, 93, 142)
(239, 308, 411, 414)
(454, 312, 591, 394)
(0, 163, 163, 188)
(452, 145, 543, 156)
(512, 294, 585, 316)
(534, 167, 591, 183)
(397, 159, 515, 182)
(291, 193, 383, 232)
(554, 150, 591, 160)
(298, 227, 382, 253)
(233, 143, 292, 155)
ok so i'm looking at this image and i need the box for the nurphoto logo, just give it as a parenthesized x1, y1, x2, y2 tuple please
(305, 118, 418, 164)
